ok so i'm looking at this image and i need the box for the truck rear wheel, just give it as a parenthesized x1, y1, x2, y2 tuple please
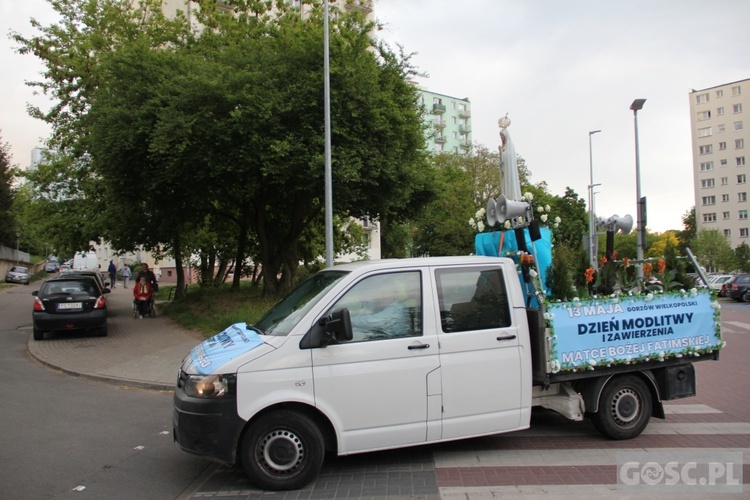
(591, 375, 652, 440)
(240, 410, 325, 491)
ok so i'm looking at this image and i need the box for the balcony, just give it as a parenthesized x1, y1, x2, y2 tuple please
(459, 140, 471, 149)
(432, 103, 446, 114)
(434, 118, 446, 129)
(435, 135, 447, 144)
(344, 0, 374, 14)
(459, 124, 471, 135)
(458, 108, 471, 118)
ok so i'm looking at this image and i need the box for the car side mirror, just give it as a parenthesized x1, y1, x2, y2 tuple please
(300, 308, 353, 349)
(32, 291, 38, 296)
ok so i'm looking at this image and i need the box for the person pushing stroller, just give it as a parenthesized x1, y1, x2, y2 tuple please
(133, 275, 154, 319)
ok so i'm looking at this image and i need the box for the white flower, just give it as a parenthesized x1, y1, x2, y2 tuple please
(554, 216, 561, 224)
(543, 312, 555, 320)
(518, 216, 524, 224)
(645, 293, 654, 301)
(545, 204, 551, 212)
(476, 207, 485, 219)
(469, 217, 476, 228)
(477, 221, 485, 232)
(504, 220, 511, 229)
(572, 297, 580, 302)
(523, 192, 534, 201)
(711, 301, 721, 310)
(589, 359, 597, 366)
(549, 360, 561, 373)
(529, 269, 538, 278)
(553, 223, 559, 229)
(537, 206, 544, 213)
(541, 214, 548, 223)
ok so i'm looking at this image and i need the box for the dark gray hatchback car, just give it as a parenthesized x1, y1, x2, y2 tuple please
(32, 276, 110, 340)
(729, 274, 750, 302)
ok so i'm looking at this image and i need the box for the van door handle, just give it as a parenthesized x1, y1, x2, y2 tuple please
(496, 335, 517, 341)
(408, 343, 430, 350)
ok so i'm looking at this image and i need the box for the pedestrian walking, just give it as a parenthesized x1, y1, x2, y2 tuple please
(108, 260, 117, 289)
(121, 263, 132, 288)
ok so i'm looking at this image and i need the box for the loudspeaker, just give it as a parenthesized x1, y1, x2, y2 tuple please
(486, 197, 499, 227)
(496, 195, 531, 225)
(597, 214, 634, 235)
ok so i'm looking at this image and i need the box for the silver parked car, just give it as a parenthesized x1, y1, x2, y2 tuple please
(5, 266, 30, 285)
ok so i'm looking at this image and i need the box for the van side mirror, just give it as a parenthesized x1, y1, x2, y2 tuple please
(300, 308, 353, 349)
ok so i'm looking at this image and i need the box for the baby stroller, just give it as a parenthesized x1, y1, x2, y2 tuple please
(133, 297, 156, 318)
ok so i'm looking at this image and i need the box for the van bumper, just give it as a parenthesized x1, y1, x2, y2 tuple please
(173, 384, 245, 464)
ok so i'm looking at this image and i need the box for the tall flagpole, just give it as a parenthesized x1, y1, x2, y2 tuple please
(324, 0, 334, 267)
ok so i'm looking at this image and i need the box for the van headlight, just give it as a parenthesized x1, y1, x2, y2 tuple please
(183, 374, 236, 398)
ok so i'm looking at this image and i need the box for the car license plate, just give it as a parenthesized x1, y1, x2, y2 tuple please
(58, 302, 83, 310)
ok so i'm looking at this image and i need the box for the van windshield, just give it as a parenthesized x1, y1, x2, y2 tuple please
(254, 271, 348, 336)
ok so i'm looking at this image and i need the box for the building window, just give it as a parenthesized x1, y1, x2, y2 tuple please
(740, 192, 748, 202)
(699, 144, 713, 154)
(697, 111, 711, 121)
(700, 161, 714, 171)
(721, 159, 728, 166)
(718, 124, 726, 133)
(721, 177, 729, 185)
(701, 178, 715, 188)
(737, 139, 745, 149)
(740, 210, 749, 220)
(717, 107, 725, 116)
(724, 229, 731, 237)
(735, 121, 744, 131)
(722, 193, 730, 202)
(734, 104, 743, 114)
(717, 90, 724, 98)
(702, 195, 716, 205)
(732, 86, 742, 97)
(719, 142, 727, 150)
(696, 93, 710, 104)
(723, 211, 731, 219)
(698, 127, 712, 137)
(702, 213, 717, 223)
(738, 157, 746, 166)
(739, 174, 747, 184)
(741, 228, 749, 238)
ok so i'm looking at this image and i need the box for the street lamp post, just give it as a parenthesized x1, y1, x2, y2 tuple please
(630, 98, 646, 278)
(588, 130, 601, 270)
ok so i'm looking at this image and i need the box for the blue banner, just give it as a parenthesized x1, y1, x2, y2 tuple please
(547, 291, 721, 371)
(190, 323, 265, 375)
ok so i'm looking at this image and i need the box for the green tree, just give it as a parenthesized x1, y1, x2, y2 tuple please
(676, 206, 696, 253)
(692, 229, 735, 272)
(735, 242, 750, 272)
(0, 135, 16, 247)
(413, 158, 474, 256)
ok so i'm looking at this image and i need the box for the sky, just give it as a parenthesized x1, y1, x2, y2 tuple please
(2, 0, 750, 233)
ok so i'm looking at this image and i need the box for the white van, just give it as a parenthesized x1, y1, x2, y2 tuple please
(173, 256, 719, 491)
(72, 251, 99, 270)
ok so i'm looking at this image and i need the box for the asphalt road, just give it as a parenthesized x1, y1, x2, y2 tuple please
(2, 279, 749, 499)
(0, 282, 209, 499)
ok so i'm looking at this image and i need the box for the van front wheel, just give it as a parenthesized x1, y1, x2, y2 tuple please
(591, 375, 652, 440)
(241, 410, 325, 491)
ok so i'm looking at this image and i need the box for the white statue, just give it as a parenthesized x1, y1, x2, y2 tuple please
(498, 114, 522, 201)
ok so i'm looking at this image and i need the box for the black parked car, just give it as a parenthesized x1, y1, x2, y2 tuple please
(32, 276, 110, 340)
(729, 274, 750, 302)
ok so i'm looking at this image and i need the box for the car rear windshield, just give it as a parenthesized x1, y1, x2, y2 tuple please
(43, 280, 99, 296)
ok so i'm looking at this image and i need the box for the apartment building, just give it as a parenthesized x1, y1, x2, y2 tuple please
(690, 78, 749, 249)
(160, 0, 374, 26)
(419, 89, 472, 155)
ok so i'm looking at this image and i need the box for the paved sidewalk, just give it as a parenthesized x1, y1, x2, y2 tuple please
(27, 285, 205, 391)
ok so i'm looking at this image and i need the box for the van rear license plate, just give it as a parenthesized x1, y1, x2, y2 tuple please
(58, 302, 82, 310)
